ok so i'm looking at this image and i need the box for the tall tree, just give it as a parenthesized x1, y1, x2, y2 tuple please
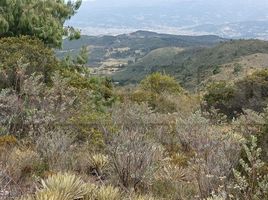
(0, 0, 82, 47)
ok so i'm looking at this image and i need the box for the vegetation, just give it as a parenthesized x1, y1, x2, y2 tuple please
(204, 69, 268, 118)
(113, 39, 268, 89)
(0, 36, 58, 91)
(0, 0, 81, 47)
(1, 2, 268, 200)
(57, 31, 225, 67)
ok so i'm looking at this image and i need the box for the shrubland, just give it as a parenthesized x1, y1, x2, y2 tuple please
(1, 4, 268, 199)
(1, 43, 268, 198)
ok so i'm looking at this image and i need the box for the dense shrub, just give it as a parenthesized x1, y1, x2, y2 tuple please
(125, 73, 199, 114)
(140, 72, 183, 95)
(204, 69, 268, 118)
(203, 81, 235, 117)
(0, 36, 58, 91)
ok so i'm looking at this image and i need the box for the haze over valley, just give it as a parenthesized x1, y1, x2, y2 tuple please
(68, 0, 268, 39)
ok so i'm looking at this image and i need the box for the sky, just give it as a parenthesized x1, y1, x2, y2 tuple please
(67, 0, 268, 37)
(80, 0, 268, 7)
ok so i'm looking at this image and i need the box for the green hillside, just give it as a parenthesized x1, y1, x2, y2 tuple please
(113, 39, 268, 89)
(57, 31, 226, 67)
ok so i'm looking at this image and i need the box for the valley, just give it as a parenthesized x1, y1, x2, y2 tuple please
(59, 31, 268, 90)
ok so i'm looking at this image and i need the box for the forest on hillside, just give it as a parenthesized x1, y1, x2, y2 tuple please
(1, 1, 268, 200)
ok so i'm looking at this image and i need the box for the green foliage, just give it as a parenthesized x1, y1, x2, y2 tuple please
(59, 33, 223, 67)
(132, 72, 193, 113)
(233, 63, 243, 75)
(234, 69, 268, 112)
(140, 72, 183, 95)
(0, 36, 58, 91)
(76, 46, 89, 66)
(61, 46, 89, 70)
(230, 136, 268, 200)
(203, 81, 235, 117)
(204, 69, 268, 118)
(212, 65, 221, 74)
(0, 0, 82, 47)
(2, 23, 268, 200)
(113, 39, 268, 89)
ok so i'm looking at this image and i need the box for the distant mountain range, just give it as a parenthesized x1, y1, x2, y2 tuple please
(58, 31, 226, 67)
(67, 0, 268, 39)
(183, 21, 268, 40)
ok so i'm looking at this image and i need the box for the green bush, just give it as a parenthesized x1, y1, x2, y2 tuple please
(140, 72, 183, 95)
(0, 36, 58, 91)
(204, 70, 268, 118)
(203, 81, 235, 117)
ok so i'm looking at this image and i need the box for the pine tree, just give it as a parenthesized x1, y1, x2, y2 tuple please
(76, 45, 89, 66)
(0, 0, 82, 47)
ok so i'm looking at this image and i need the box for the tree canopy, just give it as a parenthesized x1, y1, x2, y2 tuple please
(0, 0, 82, 47)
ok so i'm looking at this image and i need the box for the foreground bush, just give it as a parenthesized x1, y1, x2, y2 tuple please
(18, 173, 123, 200)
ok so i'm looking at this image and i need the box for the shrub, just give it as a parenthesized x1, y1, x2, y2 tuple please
(175, 111, 243, 198)
(140, 72, 183, 95)
(233, 69, 268, 113)
(213, 65, 221, 75)
(96, 185, 121, 200)
(229, 136, 268, 199)
(36, 130, 74, 171)
(204, 69, 268, 118)
(7, 148, 40, 182)
(88, 153, 109, 177)
(107, 129, 161, 190)
(203, 81, 235, 117)
(0, 36, 58, 91)
(233, 63, 242, 75)
(41, 173, 87, 200)
(0, 135, 17, 147)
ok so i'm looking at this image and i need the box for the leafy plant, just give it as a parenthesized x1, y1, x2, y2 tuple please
(96, 185, 121, 200)
(41, 173, 87, 200)
(230, 136, 268, 200)
(0, 0, 82, 47)
(0, 36, 58, 91)
(88, 153, 109, 177)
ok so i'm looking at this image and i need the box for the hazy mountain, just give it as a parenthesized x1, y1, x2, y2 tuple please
(67, 0, 268, 38)
(183, 21, 268, 40)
